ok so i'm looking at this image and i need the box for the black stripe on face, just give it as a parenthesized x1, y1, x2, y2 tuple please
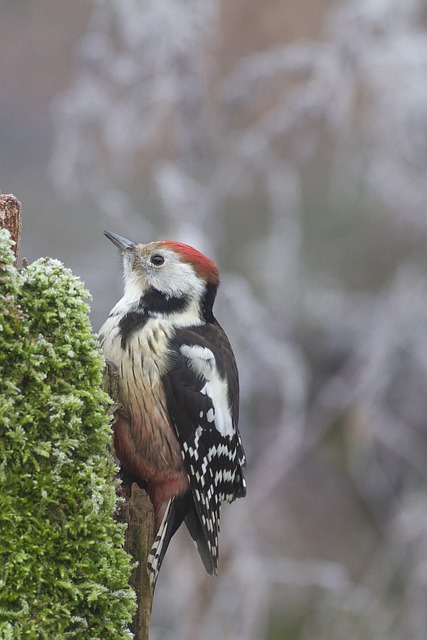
(201, 283, 217, 323)
(119, 310, 149, 349)
(140, 288, 189, 315)
(118, 289, 190, 349)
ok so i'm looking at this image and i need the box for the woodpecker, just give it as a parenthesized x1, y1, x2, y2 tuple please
(99, 231, 246, 585)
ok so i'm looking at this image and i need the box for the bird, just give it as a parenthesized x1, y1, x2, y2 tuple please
(99, 231, 246, 586)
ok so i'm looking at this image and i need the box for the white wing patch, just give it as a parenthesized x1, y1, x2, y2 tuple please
(179, 344, 234, 438)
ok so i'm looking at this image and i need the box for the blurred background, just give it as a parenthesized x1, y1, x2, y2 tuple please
(2, 0, 427, 638)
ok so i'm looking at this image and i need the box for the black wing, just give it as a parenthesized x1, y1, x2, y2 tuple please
(162, 321, 246, 574)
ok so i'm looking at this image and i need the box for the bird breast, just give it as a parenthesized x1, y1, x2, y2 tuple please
(100, 316, 185, 479)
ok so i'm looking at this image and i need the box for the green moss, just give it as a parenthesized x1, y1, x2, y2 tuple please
(0, 230, 135, 639)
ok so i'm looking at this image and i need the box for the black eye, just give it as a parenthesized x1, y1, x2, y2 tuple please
(150, 254, 165, 266)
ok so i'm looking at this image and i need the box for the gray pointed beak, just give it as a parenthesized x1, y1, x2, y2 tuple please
(104, 230, 134, 251)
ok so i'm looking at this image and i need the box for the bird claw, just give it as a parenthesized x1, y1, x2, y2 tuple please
(103, 360, 126, 417)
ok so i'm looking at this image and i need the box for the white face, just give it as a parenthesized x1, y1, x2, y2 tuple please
(122, 242, 206, 301)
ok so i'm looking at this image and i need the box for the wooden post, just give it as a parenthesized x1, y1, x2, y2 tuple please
(1, 194, 155, 637)
(1, 194, 156, 637)
(118, 481, 155, 640)
(105, 363, 155, 640)
(0, 193, 22, 263)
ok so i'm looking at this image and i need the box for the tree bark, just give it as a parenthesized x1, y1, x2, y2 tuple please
(1, 194, 155, 637)
(118, 481, 155, 640)
(0, 193, 22, 263)
(105, 363, 155, 640)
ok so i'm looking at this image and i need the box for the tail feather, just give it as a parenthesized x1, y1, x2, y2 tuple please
(147, 499, 174, 588)
(147, 493, 193, 587)
(184, 507, 216, 575)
